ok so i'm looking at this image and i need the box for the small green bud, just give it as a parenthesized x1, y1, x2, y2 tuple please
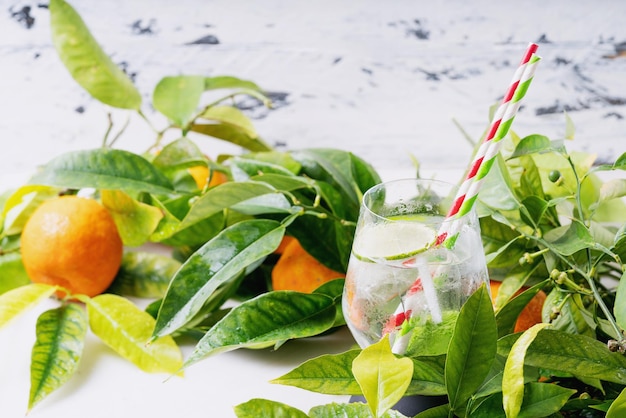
(548, 170, 562, 183)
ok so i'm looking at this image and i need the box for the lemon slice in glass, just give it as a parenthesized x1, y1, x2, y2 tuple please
(352, 221, 436, 261)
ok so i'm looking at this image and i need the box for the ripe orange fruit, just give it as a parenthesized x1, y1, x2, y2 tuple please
(274, 235, 296, 255)
(20, 195, 123, 298)
(271, 238, 345, 293)
(489, 280, 546, 333)
(188, 165, 228, 189)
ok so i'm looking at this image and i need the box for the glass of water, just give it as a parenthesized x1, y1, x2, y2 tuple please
(342, 178, 489, 355)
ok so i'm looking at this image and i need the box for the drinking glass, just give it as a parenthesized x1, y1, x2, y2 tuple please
(342, 178, 489, 355)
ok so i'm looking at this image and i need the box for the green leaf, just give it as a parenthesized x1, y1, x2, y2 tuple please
(517, 382, 576, 418)
(153, 219, 285, 337)
(0, 283, 57, 329)
(0, 253, 31, 294)
(272, 349, 362, 395)
(234, 398, 308, 418)
(544, 220, 595, 256)
(508, 135, 556, 159)
(108, 251, 181, 298)
(190, 122, 273, 152)
(178, 181, 287, 231)
(496, 280, 548, 338)
(310, 402, 411, 417)
(607, 386, 626, 418)
(199, 105, 258, 138)
(101, 190, 164, 246)
(614, 271, 626, 331)
(153, 75, 205, 127)
(185, 291, 336, 366)
(151, 137, 208, 172)
(204, 75, 265, 93)
(85, 294, 183, 374)
(29, 304, 87, 411)
(599, 179, 626, 203)
(1, 185, 59, 236)
(564, 111, 576, 140)
(353, 335, 414, 417)
(49, 0, 141, 109)
(503, 323, 551, 418)
(499, 329, 626, 384)
(29, 149, 174, 195)
(478, 154, 521, 212)
(445, 284, 497, 415)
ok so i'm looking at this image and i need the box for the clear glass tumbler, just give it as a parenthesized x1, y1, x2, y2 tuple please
(342, 178, 489, 355)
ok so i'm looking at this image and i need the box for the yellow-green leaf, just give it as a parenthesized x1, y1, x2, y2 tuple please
(86, 294, 183, 374)
(352, 335, 413, 417)
(29, 304, 87, 411)
(101, 189, 164, 246)
(502, 323, 551, 418)
(199, 105, 258, 138)
(0, 283, 56, 329)
(49, 0, 142, 109)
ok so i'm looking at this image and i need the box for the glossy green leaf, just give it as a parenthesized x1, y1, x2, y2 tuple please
(29, 303, 87, 411)
(0, 283, 56, 329)
(108, 251, 181, 298)
(544, 220, 595, 256)
(499, 329, 626, 384)
(86, 294, 183, 374)
(519, 196, 548, 228)
(309, 402, 411, 417)
(445, 284, 497, 415)
(614, 271, 626, 331)
(249, 173, 314, 193)
(185, 291, 336, 366)
(352, 335, 413, 417)
(313, 278, 346, 326)
(272, 349, 362, 395)
(478, 154, 521, 212)
(508, 135, 556, 159)
(234, 398, 308, 418)
(0, 253, 31, 294)
(230, 157, 298, 181)
(101, 190, 164, 246)
(152, 137, 207, 172)
(502, 323, 551, 418)
(199, 105, 258, 138)
(1, 185, 59, 236)
(607, 386, 626, 418)
(153, 75, 205, 127)
(542, 290, 595, 338)
(190, 122, 273, 151)
(517, 382, 576, 418)
(49, 0, 141, 109)
(204, 75, 265, 93)
(179, 181, 281, 229)
(153, 219, 285, 337)
(29, 149, 174, 195)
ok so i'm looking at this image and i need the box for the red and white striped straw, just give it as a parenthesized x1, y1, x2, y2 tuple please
(446, 42, 539, 221)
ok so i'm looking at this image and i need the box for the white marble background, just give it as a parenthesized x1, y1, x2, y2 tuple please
(1, 0, 626, 180)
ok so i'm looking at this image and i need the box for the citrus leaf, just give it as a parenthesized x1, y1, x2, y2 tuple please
(445, 284, 497, 415)
(309, 402, 412, 417)
(517, 382, 576, 418)
(108, 251, 181, 298)
(153, 75, 205, 127)
(153, 219, 285, 338)
(199, 105, 258, 138)
(614, 271, 626, 331)
(502, 323, 551, 418)
(271, 349, 362, 395)
(151, 137, 207, 172)
(86, 294, 183, 374)
(352, 335, 413, 417)
(49, 0, 141, 109)
(544, 220, 595, 256)
(0, 253, 31, 294)
(101, 189, 164, 246)
(230, 157, 298, 181)
(499, 329, 626, 384)
(0, 283, 57, 329)
(184, 291, 336, 366)
(29, 149, 174, 195)
(204, 75, 265, 93)
(234, 398, 308, 418)
(29, 303, 87, 411)
(1, 185, 59, 236)
(190, 122, 273, 151)
(599, 179, 626, 203)
(178, 181, 288, 231)
(508, 135, 557, 159)
(607, 386, 626, 418)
